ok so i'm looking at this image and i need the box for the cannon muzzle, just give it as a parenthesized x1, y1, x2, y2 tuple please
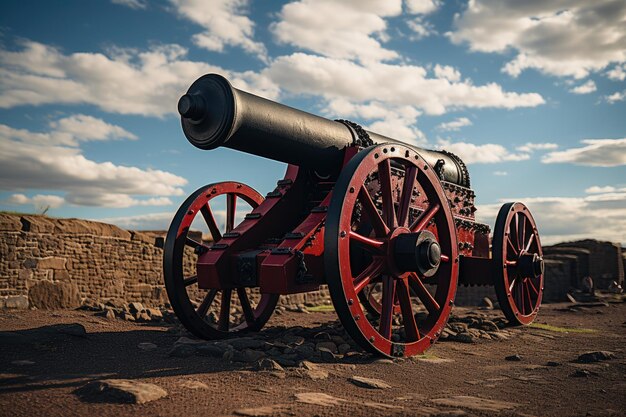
(179, 74, 469, 185)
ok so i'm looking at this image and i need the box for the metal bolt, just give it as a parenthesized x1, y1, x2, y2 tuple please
(390, 147, 395, 152)
(374, 153, 379, 158)
(348, 298, 353, 305)
(340, 231, 346, 238)
(424, 165, 428, 170)
(449, 300, 454, 306)
(383, 148, 388, 153)
(355, 315, 360, 321)
(369, 336, 375, 342)
(187, 210, 194, 215)
(349, 187, 355, 193)
(211, 188, 217, 194)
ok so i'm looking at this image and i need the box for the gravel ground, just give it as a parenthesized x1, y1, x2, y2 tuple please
(1, 301, 625, 417)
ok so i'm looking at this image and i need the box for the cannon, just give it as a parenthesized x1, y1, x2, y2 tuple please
(164, 74, 545, 358)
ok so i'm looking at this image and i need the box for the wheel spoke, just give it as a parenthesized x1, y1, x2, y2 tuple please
(358, 186, 389, 237)
(353, 258, 385, 294)
(527, 278, 539, 295)
(379, 275, 396, 339)
(398, 166, 417, 227)
(218, 289, 232, 331)
(349, 231, 384, 253)
(505, 260, 517, 267)
(197, 289, 218, 318)
(397, 279, 420, 342)
(519, 215, 526, 251)
(185, 236, 202, 249)
(226, 193, 237, 233)
(508, 277, 516, 292)
(506, 235, 519, 256)
(525, 281, 533, 312)
(524, 233, 535, 253)
(237, 288, 256, 325)
(409, 203, 440, 232)
(184, 275, 198, 287)
(378, 159, 398, 228)
(408, 273, 440, 314)
(200, 205, 222, 242)
(519, 280, 526, 315)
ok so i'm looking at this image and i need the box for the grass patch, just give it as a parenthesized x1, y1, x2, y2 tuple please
(307, 304, 335, 312)
(529, 323, 596, 334)
(414, 353, 441, 360)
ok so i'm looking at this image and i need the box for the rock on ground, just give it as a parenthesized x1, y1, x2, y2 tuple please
(348, 376, 391, 389)
(74, 379, 167, 404)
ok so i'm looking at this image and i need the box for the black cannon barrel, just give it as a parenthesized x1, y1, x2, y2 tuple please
(179, 74, 469, 186)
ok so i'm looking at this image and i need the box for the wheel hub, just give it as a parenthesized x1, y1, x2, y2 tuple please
(518, 252, 544, 279)
(392, 230, 441, 277)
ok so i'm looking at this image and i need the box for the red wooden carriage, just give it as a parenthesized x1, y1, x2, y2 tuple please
(163, 74, 545, 358)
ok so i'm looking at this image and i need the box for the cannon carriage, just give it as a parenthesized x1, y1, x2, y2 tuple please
(163, 74, 545, 358)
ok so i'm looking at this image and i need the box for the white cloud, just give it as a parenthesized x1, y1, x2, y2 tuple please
(570, 80, 597, 94)
(406, 18, 436, 40)
(585, 185, 625, 193)
(7, 193, 65, 209)
(265, 53, 545, 116)
(436, 117, 472, 131)
(448, 1, 626, 79)
(169, 0, 267, 60)
(405, 0, 441, 15)
(605, 90, 626, 103)
(97, 212, 175, 230)
(433, 64, 461, 82)
(493, 171, 508, 176)
(111, 0, 146, 9)
(515, 142, 558, 153)
(436, 138, 529, 164)
(0, 41, 278, 117)
(542, 138, 626, 166)
(271, 0, 402, 63)
(606, 64, 626, 81)
(0, 117, 187, 208)
(477, 192, 626, 245)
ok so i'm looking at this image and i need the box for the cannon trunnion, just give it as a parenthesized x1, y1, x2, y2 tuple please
(164, 74, 544, 358)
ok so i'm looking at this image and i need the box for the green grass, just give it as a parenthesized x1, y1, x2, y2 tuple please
(307, 304, 335, 312)
(529, 323, 596, 333)
(413, 353, 441, 360)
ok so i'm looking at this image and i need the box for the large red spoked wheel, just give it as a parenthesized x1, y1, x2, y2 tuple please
(164, 182, 279, 339)
(325, 144, 459, 357)
(492, 202, 544, 325)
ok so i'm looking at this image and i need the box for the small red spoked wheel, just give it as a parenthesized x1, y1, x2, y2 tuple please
(325, 144, 459, 357)
(164, 182, 279, 339)
(492, 202, 544, 325)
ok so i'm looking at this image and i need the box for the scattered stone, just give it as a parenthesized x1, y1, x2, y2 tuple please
(453, 332, 476, 343)
(233, 349, 265, 363)
(571, 369, 595, 378)
(432, 396, 517, 412)
(253, 358, 284, 372)
(168, 344, 196, 358)
(337, 343, 352, 354)
(294, 392, 346, 406)
(282, 334, 305, 346)
(318, 347, 336, 362)
(104, 309, 116, 320)
(138, 342, 157, 351)
(576, 351, 616, 363)
(234, 405, 288, 416)
(29, 281, 81, 310)
(372, 358, 395, 365)
(11, 360, 35, 366)
(180, 380, 209, 390)
(120, 312, 135, 322)
(136, 312, 151, 321)
(481, 297, 494, 310)
(546, 361, 561, 367)
(348, 376, 391, 389)
(505, 354, 523, 361)
(197, 343, 228, 357)
(56, 323, 87, 338)
(146, 308, 163, 320)
(75, 379, 167, 404)
(228, 337, 266, 350)
(315, 341, 338, 353)
(566, 293, 577, 303)
(128, 302, 144, 314)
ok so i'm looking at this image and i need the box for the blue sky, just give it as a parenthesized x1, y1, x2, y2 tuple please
(0, 0, 625, 245)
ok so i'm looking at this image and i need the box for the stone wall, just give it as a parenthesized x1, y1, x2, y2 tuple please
(1, 213, 622, 309)
(0, 214, 329, 310)
(545, 240, 624, 290)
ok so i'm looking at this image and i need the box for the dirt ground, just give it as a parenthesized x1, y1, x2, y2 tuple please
(1, 301, 625, 417)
